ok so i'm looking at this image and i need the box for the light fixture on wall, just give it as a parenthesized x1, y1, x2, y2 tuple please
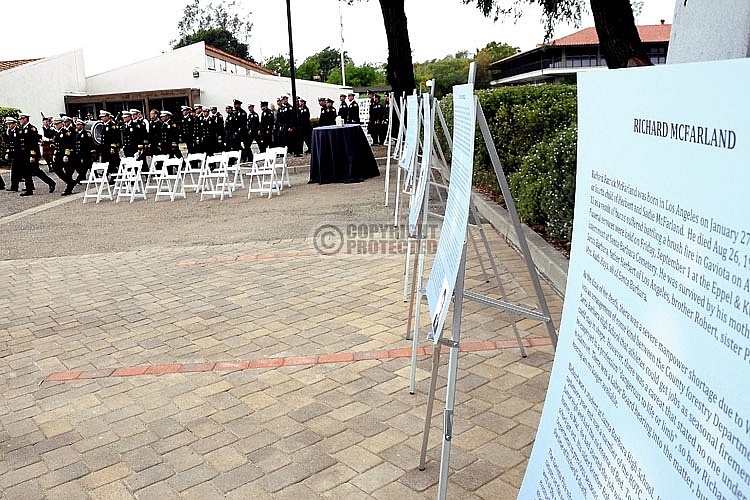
(192, 68, 200, 78)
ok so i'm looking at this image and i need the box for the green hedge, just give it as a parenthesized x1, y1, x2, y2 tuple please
(437, 85, 577, 247)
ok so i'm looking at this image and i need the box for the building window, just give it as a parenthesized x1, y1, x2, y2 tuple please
(219, 59, 227, 72)
(207, 56, 216, 70)
(648, 46, 667, 65)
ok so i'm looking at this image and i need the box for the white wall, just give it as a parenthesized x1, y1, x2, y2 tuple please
(0, 49, 85, 123)
(86, 43, 206, 94)
(86, 41, 347, 119)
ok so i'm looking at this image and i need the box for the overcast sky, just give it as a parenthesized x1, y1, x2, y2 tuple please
(2, 0, 675, 76)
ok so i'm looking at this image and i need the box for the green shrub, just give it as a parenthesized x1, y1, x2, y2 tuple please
(436, 85, 577, 247)
(509, 125, 577, 241)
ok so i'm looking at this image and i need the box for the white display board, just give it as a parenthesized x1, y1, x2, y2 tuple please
(400, 94, 420, 184)
(426, 83, 476, 342)
(520, 59, 750, 499)
(408, 93, 433, 236)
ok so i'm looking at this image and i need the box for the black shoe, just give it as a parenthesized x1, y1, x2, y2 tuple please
(20, 191, 33, 196)
(6, 188, 18, 192)
(61, 190, 73, 196)
(49, 182, 56, 193)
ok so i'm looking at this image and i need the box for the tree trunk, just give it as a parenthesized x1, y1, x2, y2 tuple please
(590, 0, 652, 68)
(378, 0, 416, 95)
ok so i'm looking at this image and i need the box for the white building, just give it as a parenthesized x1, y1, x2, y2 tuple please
(0, 42, 347, 122)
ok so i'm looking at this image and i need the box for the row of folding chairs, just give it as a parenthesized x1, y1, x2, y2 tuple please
(81, 147, 291, 204)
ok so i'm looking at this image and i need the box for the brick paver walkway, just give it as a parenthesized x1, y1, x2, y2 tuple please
(0, 168, 561, 499)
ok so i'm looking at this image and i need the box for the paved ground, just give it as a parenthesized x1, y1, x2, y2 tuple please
(0, 157, 562, 499)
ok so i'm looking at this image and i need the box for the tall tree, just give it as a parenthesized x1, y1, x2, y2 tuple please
(263, 55, 291, 77)
(297, 47, 353, 82)
(174, 0, 255, 61)
(377, 0, 417, 96)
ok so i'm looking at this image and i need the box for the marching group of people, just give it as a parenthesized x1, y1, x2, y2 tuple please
(0, 90, 391, 197)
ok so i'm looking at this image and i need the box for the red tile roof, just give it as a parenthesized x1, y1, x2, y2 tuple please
(0, 58, 42, 72)
(205, 45, 276, 76)
(552, 23, 671, 46)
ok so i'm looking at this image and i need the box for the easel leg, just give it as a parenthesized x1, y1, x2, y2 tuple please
(419, 345, 441, 471)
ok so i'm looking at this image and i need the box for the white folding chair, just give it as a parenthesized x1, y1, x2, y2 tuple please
(112, 158, 146, 203)
(270, 146, 292, 189)
(183, 152, 207, 193)
(200, 154, 232, 201)
(82, 162, 113, 203)
(154, 157, 187, 202)
(224, 150, 244, 191)
(143, 154, 169, 193)
(246, 151, 280, 199)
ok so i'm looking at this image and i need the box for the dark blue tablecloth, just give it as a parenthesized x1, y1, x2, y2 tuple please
(309, 124, 380, 184)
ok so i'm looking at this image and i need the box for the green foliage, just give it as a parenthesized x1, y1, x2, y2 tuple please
(175, 28, 251, 61)
(438, 84, 577, 244)
(174, 0, 254, 61)
(474, 41, 519, 89)
(509, 125, 577, 240)
(297, 47, 352, 82)
(464, 0, 584, 40)
(263, 54, 291, 77)
(414, 56, 471, 98)
(328, 62, 387, 87)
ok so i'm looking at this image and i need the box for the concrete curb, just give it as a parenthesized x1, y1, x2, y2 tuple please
(473, 191, 569, 297)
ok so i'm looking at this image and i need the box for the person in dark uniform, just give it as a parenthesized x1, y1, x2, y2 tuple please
(245, 103, 260, 160)
(98, 110, 121, 183)
(297, 97, 312, 155)
(2, 116, 18, 190)
(338, 94, 348, 121)
(41, 116, 55, 169)
(346, 93, 360, 124)
(180, 106, 195, 154)
(120, 111, 138, 158)
(195, 107, 211, 155)
(368, 94, 387, 145)
(275, 95, 294, 148)
(319, 98, 337, 126)
(232, 99, 248, 159)
(159, 111, 181, 171)
(259, 101, 275, 152)
(224, 105, 241, 152)
(49, 117, 77, 195)
(145, 109, 161, 161)
(16, 112, 55, 196)
(69, 118, 96, 185)
(210, 106, 225, 152)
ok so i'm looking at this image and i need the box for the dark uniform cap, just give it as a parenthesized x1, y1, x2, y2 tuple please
(247, 104, 255, 108)
(225, 105, 232, 109)
(340, 94, 346, 98)
(347, 93, 355, 97)
(325, 98, 334, 103)
(233, 99, 242, 105)
(63, 116, 73, 122)
(260, 101, 268, 107)
(318, 97, 325, 101)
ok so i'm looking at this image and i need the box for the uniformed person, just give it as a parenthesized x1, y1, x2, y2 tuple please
(224, 105, 239, 151)
(319, 98, 337, 126)
(180, 106, 195, 154)
(16, 112, 56, 195)
(121, 111, 143, 158)
(275, 95, 293, 148)
(195, 107, 211, 155)
(2, 116, 18, 190)
(338, 94, 348, 121)
(245, 103, 260, 160)
(368, 94, 386, 145)
(70, 118, 96, 185)
(50, 117, 77, 195)
(159, 111, 181, 169)
(258, 101, 274, 152)
(346, 93, 360, 124)
(297, 97, 311, 156)
(145, 109, 161, 159)
(98, 110, 121, 182)
(210, 106, 225, 152)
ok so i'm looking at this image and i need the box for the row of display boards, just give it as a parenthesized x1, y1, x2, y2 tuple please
(380, 30, 750, 499)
